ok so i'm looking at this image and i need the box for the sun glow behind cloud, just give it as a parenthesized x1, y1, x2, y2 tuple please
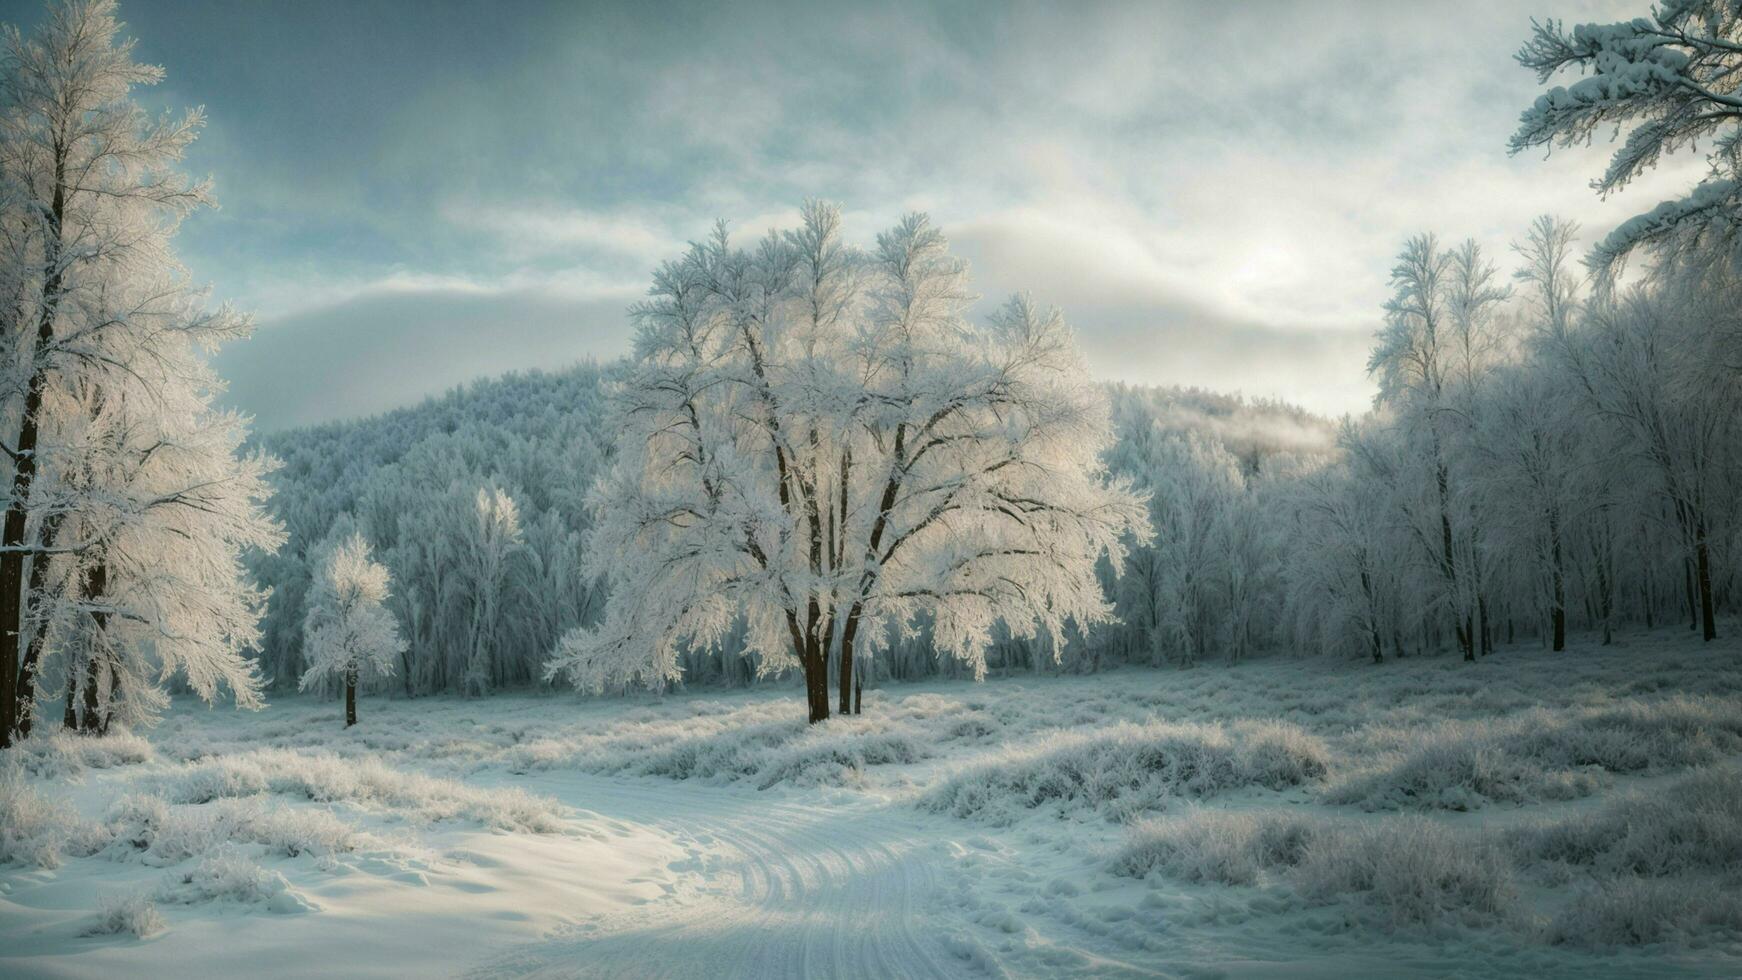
(11, 0, 1700, 429)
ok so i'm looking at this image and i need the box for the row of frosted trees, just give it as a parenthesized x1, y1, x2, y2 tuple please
(245, 367, 613, 697)
(1279, 226, 1739, 663)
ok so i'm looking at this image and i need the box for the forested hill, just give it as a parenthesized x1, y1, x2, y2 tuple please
(244, 362, 1334, 695)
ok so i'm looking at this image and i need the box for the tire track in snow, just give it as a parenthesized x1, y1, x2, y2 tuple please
(468, 775, 965, 979)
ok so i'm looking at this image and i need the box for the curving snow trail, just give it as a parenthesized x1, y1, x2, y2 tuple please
(470, 775, 967, 979)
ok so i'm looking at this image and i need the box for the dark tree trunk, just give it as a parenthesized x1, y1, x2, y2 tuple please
(79, 562, 110, 734)
(853, 674, 862, 715)
(344, 670, 357, 728)
(1, 158, 66, 748)
(14, 513, 66, 740)
(1549, 512, 1565, 652)
(1685, 557, 1697, 631)
(804, 657, 829, 724)
(789, 611, 829, 724)
(837, 623, 856, 717)
(62, 663, 76, 730)
(80, 655, 101, 733)
(1695, 521, 1717, 642)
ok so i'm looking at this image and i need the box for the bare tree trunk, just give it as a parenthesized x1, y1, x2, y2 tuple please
(62, 662, 77, 730)
(837, 614, 857, 717)
(1684, 556, 1697, 631)
(72, 560, 110, 733)
(344, 669, 357, 727)
(1, 159, 67, 748)
(80, 655, 101, 733)
(14, 513, 68, 740)
(1695, 518, 1717, 642)
(1549, 512, 1566, 652)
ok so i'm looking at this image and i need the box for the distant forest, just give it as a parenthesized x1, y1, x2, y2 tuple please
(247, 366, 1336, 696)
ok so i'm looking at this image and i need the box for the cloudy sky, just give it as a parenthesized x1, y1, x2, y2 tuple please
(1, 0, 1709, 430)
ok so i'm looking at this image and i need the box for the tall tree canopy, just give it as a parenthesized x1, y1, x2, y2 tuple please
(545, 202, 1147, 722)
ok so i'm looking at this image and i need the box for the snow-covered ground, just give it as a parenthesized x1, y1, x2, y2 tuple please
(4, 626, 1741, 978)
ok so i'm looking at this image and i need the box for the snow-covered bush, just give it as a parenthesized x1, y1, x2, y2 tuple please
(1546, 878, 1742, 947)
(144, 747, 564, 832)
(1327, 697, 1742, 810)
(1117, 809, 1514, 926)
(1512, 769, 1742, 878)
(11, 730, 154, 781)
(166, 755, 272, 804)
(1293, 817, 1515, 926)
(0, 765, 75, 868)
(922, 719, 1329, 823)
(1114, 809, 1315, 885)
(101, 794, 376, 865)
(752, 720, 930, 789)
(160, 849, 318, 912)
(86, 892, 164, 939)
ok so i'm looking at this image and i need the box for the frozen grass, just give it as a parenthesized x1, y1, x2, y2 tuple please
(1546, 878, 1742, 947)
(11, 729, 153, 781)
(1512, 768, 1742, 879)
(1118, 767, 1742, 943)
(0, 764, 77, 868)
(100, 794, 385, 866)
(1327, 695, 1742, 811)
(160, 748, 565, 832)
(8, 625, 1738, 967)
(1111, 808, 1314, 885)
(1115, 810, 1514, 926)
(1293, 817, 1515, 926)
(499, 695, 959, 788)
(159, 850, 318, 912)
(920, 719, 1329, 823)
(84, 892, 164, 939)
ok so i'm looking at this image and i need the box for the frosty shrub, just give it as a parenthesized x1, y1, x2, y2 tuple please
(921, 719, 1329, 822)
(86, 892, 164, 939)
(160, 849, 317, 912)
(101, 794, 375, 865)
(1294, 817, 1515, 926)
(1114, 810, 1316, 886)
(1546, 878, 1742, 947)
(12, 730, 154, 781)
(165, 755, 272, 804)
(752, 719, 930, 789)
(0, 765, 74, 868)
(153, 748, 565, 833)
(1117, 809, 1514, 927)
(1326, 697, 1742, 810)
(502, 696, 948, 789)
(1512, 769, 1742, 878)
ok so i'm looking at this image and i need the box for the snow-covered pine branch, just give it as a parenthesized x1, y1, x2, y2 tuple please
(1511, 3, 1742, 275)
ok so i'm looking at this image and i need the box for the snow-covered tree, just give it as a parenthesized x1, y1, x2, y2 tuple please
(0, 0, 279, 744)
(299, 532, 403, 728)
(546, 202, 1147, 722)
(463, 485, 522, 697)
(1512, 2, 1742, 274)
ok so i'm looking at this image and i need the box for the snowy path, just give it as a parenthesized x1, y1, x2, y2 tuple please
(472, 774, 965, 979)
